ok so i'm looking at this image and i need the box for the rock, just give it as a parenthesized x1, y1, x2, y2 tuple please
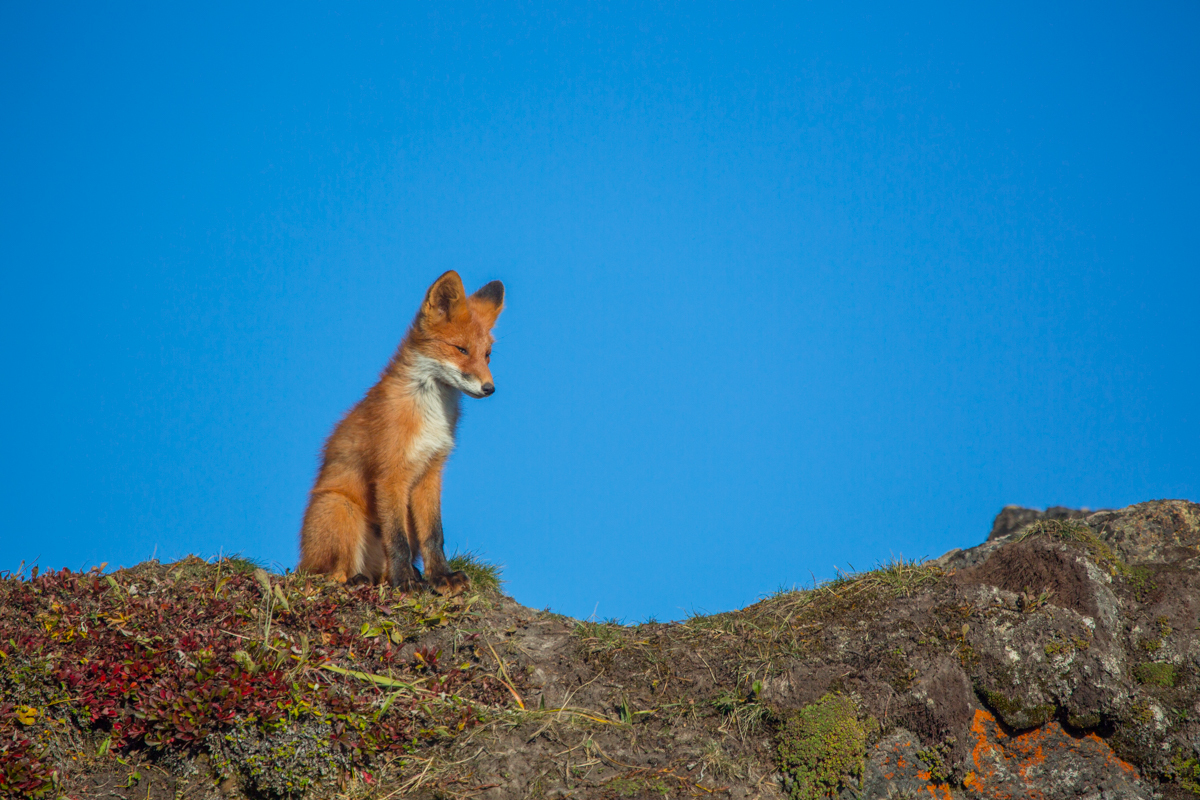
(1089, 500, 1200, 566)
(963, 709, 1149, 800)
(6, 499, 1200, 798)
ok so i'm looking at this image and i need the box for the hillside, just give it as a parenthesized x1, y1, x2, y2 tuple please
(3, 500, 1199, 799)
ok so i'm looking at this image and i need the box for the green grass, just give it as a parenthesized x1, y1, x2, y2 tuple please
(447, 550, 502, 594)
(573, 619, 628, 654)
(220, 554, 268, 574)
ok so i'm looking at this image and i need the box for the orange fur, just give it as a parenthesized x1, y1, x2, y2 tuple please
(298, 271, 504, 596)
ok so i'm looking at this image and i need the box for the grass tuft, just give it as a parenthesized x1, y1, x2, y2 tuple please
(447, 550, 502, 594)
(1018, 519, 1129, 576)
(573, 619, 628, 655)
(220, 553, 268, 575)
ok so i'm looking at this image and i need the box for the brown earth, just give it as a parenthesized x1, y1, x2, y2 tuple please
(3, 500, 1200, 799)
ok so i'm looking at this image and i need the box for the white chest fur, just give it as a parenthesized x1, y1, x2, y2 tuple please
(408, 356, 460, 465)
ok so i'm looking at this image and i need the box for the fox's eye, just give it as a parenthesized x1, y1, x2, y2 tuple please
(455, 345, 469, 355)
(485, 350, 491, 362)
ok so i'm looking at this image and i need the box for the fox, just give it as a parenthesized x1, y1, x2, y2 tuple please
(298, 271, 504, 596)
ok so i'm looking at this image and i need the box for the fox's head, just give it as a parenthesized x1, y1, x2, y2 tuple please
(410, 270, 505, 398)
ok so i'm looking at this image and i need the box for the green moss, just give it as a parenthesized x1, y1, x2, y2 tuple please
(1170, 751, 1200, 795)
(979, 688, 1054, 729)
(221, 554, 268, 575)
(1134, 663, 1179, 688)
(1044, 640, 1070, 657)
(1130, 700, 1155, 725)
(916, 741, 954, 783)
(775, 693, 876, 800)
(1127, 566, 1156, 602)
(1067, 711, 1102, 729)
(1045, 635, 1091, 658)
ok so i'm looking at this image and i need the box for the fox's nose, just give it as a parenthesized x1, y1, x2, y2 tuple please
(481, 382, 495, 396)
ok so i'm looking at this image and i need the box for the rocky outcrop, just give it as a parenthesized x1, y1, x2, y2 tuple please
(2, 500, 1198, 799)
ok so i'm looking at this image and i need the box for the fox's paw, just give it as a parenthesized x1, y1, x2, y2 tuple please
(390, 569, 428, 595)
(429, 570, 470, 598)
(346, 573, 372, 587)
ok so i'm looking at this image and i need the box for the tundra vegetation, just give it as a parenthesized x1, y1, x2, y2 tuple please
(2, 500, 1199, 799)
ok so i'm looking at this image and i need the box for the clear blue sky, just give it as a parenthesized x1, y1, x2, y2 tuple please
(2, 3, 1197, 622)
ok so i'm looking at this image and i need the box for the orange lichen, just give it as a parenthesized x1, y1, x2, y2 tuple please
(965, 708, 1139, 799)
(1084, 734, 1139, 776)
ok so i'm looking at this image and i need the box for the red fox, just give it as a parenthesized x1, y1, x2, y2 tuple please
(298, 271, 504, 596)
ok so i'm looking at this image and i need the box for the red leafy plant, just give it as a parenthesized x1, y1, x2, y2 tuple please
(0, 558, 511, 797)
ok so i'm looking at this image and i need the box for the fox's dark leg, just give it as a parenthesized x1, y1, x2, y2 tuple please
(410, 457, 469, 597)
(378, 478, 424, 593)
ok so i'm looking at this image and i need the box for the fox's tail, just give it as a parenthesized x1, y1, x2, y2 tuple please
(298, 491, 371, 583)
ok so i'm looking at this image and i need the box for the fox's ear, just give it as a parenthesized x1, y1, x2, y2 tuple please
(421, 271, 467, 323)
(470, 280, 505, 326)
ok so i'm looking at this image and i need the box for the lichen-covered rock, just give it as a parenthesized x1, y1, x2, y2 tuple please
(853, 729, 957, 799)
(3, 500, 1200, 798)
(963, 709, 1148, 800)
(1090, 500, 1200, 566)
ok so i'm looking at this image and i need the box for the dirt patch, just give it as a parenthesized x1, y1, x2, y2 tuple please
(956, 537, 1100, 618)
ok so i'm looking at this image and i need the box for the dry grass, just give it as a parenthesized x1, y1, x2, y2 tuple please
(1018, 519, 1129, 576)
(574, 619, 631, 655)
(667, 557, 945, 681)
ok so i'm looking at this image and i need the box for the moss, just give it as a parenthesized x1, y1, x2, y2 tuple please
(1067, 711, 1102, 729)
(1170, 751, 1200, 795)
(1130, 700, 1155, 725)
(775, 693, 876, 800)
(916, 740, 954, 783)
(1044, 640, 1070, 657)
(1045, 634, 1091, 658)
(979, 688, 1054, 729)
(1134, 663, 1179, 688)
(1127, 566, 1156, 602)
(221, 555, 268, 575)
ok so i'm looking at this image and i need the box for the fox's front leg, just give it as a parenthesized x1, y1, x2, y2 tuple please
(377, 479, 425, 593)
(409, 457, 469, 597)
